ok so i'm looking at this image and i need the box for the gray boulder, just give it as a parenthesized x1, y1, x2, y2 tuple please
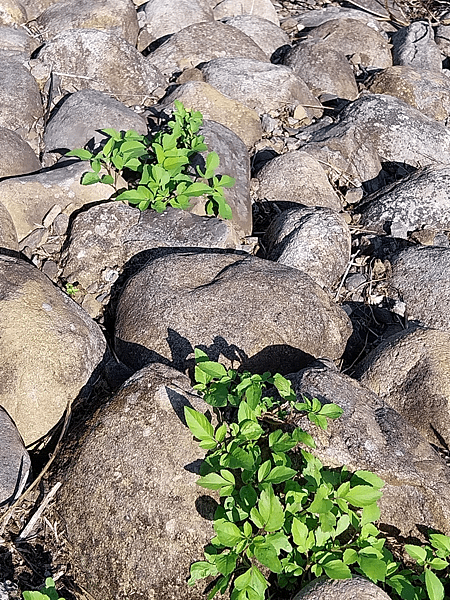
(37, 28, 164, 105)
(356, 165, 450, 238)
(114, 252, 352, 374)
(212, 0, 279, 24)
(146, 21, 268, 77)
(0, 127, 40, 178)
(256, 150, 342, 211)
(0, 25, 32, 58)
(264, 206, 351, 290)
(391, 21, 442, 73)
(284, 40, 359, 101)
(55, 363, 217, 600)
(220, 15, 289, 58)
(292, 6, 387, 31)
(43, 89, 147, 162)
(0, 256, 107, 445)
(0, 0, 26, 25)
(288, 365, 450, 537)
(0, 406, 30, 507)
(293, 575, 392, 600)
(199, 58, 322, 118)
(59, 202, 240, 319)
(0, 201, 18, 253)
(36, 0, 139, 45)
(355, 327, 450, 448)
(389, 246, 450, 332)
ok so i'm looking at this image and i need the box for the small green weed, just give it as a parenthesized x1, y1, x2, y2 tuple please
(66, 101, 234, 219)
(23, 578, 65, 600)
(64, 282, 79, 296)
(186, 349, 450, 600)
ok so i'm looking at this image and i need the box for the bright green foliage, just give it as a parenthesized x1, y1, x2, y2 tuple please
(23, 578, 65, 600)
(64, 282, 79, 296)
(66, 100, 234, 219)
(187, 349, 450, 600)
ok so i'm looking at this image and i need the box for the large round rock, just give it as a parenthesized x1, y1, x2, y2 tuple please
(114, 252, 352, 374)
(0, 256, 107, 445)
(56, 363, 216, 600)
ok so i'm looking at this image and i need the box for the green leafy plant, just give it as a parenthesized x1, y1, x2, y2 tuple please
(186, 350, 450, 600)
(66, 100, 234, 219)
(64, 282, 79, 296)
(23, 578, 65, 600)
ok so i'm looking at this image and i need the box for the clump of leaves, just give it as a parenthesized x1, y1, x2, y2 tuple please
(186, 349, 450, 600)
(23, 578, 65, 600)
(64, 282, 79, 296)
(66, 100, 234, 219)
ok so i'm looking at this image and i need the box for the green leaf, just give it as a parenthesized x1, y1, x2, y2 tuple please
(194, 347, 209, 362)
(245, 382, 262, 410)
(319, 403, 343, 419)
(387, 574, 417, 599)
(238, 401, 256, 423)
(308, 486, 333, 514)
(239, 485, 258, 513)
(258, 484, 285, 532)
(250, 507, 265, 529)
(265, 531, 292, 554)
(101, 127, 122, 140)
(292, 518, 310, 553)
(321, 560, 352, 579)
(429, 558, 449, 570)
(425, 569, 445, 600)
(203, 151, 220, 179)
(81, 171, 101, 185)
(334, 514, 350, 538)
(269, 430, 297, 453)
(343, 548, 358, 564)
(100, 174, 114, 185)
(405, 545, 427, 564)
(215, 422, 227, 442)
(188, 561, 219, 585)
(214, 520, 243, 547)
(308, 412, 328, 430)
(184, 406, 214, 440)
(223, 447, 254, 470)
(254, 543, 282, 573)
(273, 373, 295, 400)
(217, 174, 235, 188)
(239, 420, 264, 441)
(66, 148, 93, 160)
(429, 534, 450, 555)
(258, 460, 271, 483)
(234, 566, 268, 596)
(197, 472, 233, 491)
(197, 361, 227, 379)
(358, 556, 387, 583)
(351, 471, 385, 489)
(292, 428, 316, 448)
(215, 552, 238, 576)
(361, 502, 381, 526)
(343, 485, 383, 507)
(264, 466, 296, 485)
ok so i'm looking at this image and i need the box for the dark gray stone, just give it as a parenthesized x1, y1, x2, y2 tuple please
(391, 21, 442, 73)
(0, 406, 30, 507)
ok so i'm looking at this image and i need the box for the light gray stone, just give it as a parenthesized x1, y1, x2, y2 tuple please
(0, 406, 30, 507)
(357, 165, 450, 237)
(0, 127, 40, 178)
(0, 201, 18, 253)
(55, 363, 216, 600)
(146, 21, 268, 77)
(114, 252, 352, 374)
(212, 0, 279, 24)
(256, 150, 342, 211)
(355, 326, 450, 448)
(287, 365, 450, 537)
(37, 28, 164, 105)
(0, 0, 27, 26)
(391, 21, 442, 73)
(36, 0, 139, 45)
(264, 206, 351, 289)
(0, 256, 107, 445)
(199, 58, 322, 118)
(293, 575, 392, 600)
(0, 25, 31, 58)
(220, 15, 289, 58)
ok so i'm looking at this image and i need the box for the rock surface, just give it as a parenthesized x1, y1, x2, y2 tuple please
(0, 406, 30, 507)
(293, 575, 392, 600)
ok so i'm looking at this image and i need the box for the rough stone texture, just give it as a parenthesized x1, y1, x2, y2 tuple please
(292, 6, 387, 32)
(288, 365, 450, 537)
(138, 0, 213, 48)
(300, 94, 450, 189)
(212, 0, 279, 24)
(263, 206, 351, 289)
(160, 80, 262, 149)
(306, 18, 392, 69)
(391, 21, 442, 73)
(0, 56, 43, 145)
(0, 202, 18, 253)
(56, 363, 216, 600)
(37, 28, 164, 105)
(0, 25, 31, 58)
(0, 161, 116, 241)
(43, 89, 147, 162)
(436, 22, 450, 57)
(36, 0, 139, 45)
(368, 66, 450, 121)
(0, 256, 107, 445)
(59, 202, 240, 318)
(293, 575, 392, 600)
(146, 21, 268, 77)
(199, 58, 322, 118)
(0, 127, 40, 178)
(284, 41, 359, 101)
(192, 119, 252, 238)
(0, 406, 30, 507)
(256, 150, 342, 211)
(114, 252, 352, 374)
(355, 327, 450, 449)
(18, 0, 58, 20)
(220, 15, 289, 59)
(389, 246, 450, 332)
(356, 165, 450, 238)
(0, 0, 26, 25)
